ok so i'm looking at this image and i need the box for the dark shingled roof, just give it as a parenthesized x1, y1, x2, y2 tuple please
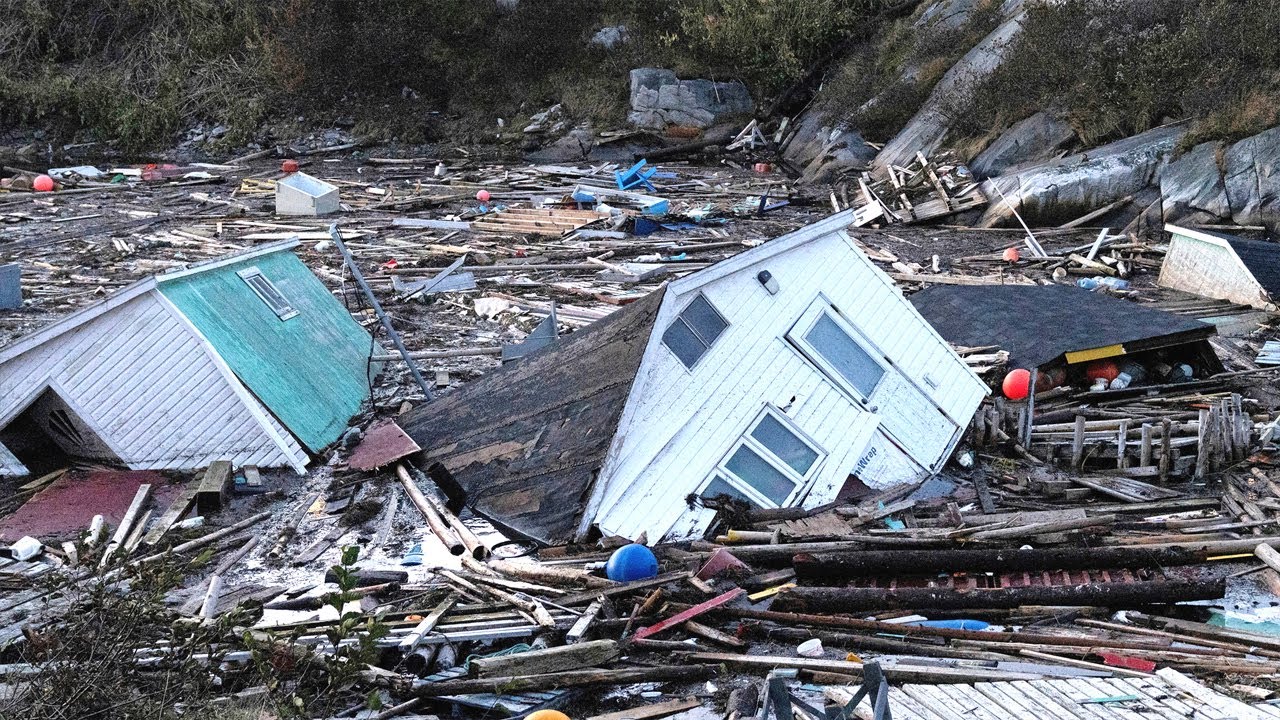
(1223, 235, 1280, 299)
(398, 288, 665, 545)
(909, 284, 1216, 369)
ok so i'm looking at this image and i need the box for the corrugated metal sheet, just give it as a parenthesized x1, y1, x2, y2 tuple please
(591, 227, 988, 542)
(0, 290, 306, 473)
(158, 249, 378, 451)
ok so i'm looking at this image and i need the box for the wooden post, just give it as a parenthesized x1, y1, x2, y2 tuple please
(1140, 423, 1153, 467)
(99, 483, 152, 568)
(397, 463, 464, 556)
(195, 460, 233, 515)
(1072, 415, 1087, 470)
(1196, 409, 1211, 479)
(1117, 419, 1129, 469)
(469, 639, 620, 678)
(1160, 419, 1172, 483)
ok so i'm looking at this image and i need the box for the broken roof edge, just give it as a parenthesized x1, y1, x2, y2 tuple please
(156, 238, 301, 282)
(0, 240, 306, 367)
(667, 209, 855, 295)
(0, 278, 158, 365)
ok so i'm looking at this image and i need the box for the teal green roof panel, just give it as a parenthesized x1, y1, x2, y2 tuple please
(159, 249, 378, 451)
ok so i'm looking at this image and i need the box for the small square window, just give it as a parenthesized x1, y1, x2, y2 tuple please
(238, 267, 298, 321)
(661, 293, 728, 369)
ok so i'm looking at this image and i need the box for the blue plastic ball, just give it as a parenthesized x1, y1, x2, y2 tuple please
(606, 543, 658, 582)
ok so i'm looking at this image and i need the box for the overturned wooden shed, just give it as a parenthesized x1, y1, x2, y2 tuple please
(1159, 224, 1280, 310)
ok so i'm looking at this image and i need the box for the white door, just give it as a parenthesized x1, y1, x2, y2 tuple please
(788, 299, 959, 472)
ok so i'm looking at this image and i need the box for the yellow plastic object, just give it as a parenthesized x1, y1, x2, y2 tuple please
(845, 653, 862, 663)
(747, 583, 796, 602)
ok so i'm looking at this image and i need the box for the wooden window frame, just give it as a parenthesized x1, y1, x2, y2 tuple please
(787, 298, 886, 404)
(698, 406, 826, 509)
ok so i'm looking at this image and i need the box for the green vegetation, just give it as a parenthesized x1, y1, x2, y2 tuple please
(959, 0, 1280, 148)
(818, 0, 1004, 142)
(5, 0, 1280, 154)
(0, 0, 895, 151)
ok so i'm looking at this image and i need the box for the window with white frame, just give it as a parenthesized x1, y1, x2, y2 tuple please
(237, 267, 299, 320)
(661, 293, 728, 369)
(699, 408, 825, 508)
(787, 300, 885, 401)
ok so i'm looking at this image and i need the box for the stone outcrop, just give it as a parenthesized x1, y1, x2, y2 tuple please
(1161, 127, 1280, 228)
(871, 0, 1029, 173)
(969, 110, 1077, 178)
(781, 111, 877, 184)
(977, 122, 1188, 227)
(628, 68, 753, 130)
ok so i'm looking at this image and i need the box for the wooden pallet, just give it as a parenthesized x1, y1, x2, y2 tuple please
(471, 207, 607, 236)
(831, 671, 1278, 720)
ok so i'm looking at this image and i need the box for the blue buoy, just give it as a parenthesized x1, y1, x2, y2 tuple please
(606, 543, 658, 582)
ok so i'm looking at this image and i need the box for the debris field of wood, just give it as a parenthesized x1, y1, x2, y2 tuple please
(7, 143, 1280, 720)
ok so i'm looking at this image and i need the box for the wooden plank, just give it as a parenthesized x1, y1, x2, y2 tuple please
(195, 461, 233, 515)
(586, 696, 701, 720)
(143, 474, 204, 545)
(634, 589, 743, 640)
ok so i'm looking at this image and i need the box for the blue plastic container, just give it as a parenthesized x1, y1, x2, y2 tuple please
(606, 543, 658, 582)
(912, 619, 990, 631)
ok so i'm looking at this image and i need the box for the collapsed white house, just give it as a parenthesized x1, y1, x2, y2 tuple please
(400, 211, 990, 545)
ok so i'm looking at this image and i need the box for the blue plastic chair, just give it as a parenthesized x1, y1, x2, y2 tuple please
(615, 159, 658, 192)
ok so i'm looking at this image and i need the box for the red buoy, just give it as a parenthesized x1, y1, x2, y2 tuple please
(1003, 247, 1020, 263)
(32, 174, 54, 192)
(476, 189, 491, 203)
(1086, 360, 1120, 383)
(1002, 368, 1031, 400)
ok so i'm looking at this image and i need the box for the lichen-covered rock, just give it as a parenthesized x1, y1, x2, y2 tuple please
(977, 122, 1188, 227)
(781, 110, 877, 184)
(1160, 126, 1280, 228)
(872, 0, 1029, 173)
(969, 110, 1077, 178)
(628, 68, 753, 130)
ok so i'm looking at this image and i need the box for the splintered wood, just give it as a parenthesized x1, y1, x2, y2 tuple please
(835, 151, 987, 225)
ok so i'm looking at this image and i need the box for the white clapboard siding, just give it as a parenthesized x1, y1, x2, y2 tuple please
(1158, 225, 1271, 309)
(0, 289, 306, 473)
(589, 216, 988, 542)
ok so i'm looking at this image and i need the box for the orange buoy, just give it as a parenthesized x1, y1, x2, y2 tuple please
(32, 174, 55, 192)
(1002, 368, 1031, 400)
(281, 159, 300, 173)
(525, 711, 571, 720)
(1002, 247, 1020, 262)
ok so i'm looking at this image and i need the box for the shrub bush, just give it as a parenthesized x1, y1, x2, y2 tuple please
(959, 0, 1280, 148)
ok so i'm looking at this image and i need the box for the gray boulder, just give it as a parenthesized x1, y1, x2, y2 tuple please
(628, 68, 754, 130)
(872, 0, 1029, 173)
(969, 110, 1077, 178)
(1161, 126, 1280, 227)
(1159, 140, 1231, 222)
(977, 122, 1188, 227)
(781, 110, 877, 184)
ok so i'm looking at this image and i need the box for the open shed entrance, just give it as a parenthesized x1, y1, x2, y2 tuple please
(0, 387, 123, 477)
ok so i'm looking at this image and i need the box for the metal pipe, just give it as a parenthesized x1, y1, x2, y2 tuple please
(328, 223, 433, 401)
